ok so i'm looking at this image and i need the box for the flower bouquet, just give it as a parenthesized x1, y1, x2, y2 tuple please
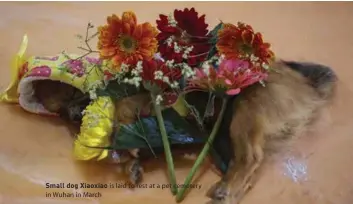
(83, 7, 274, 200)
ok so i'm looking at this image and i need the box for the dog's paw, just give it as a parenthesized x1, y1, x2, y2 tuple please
(127, 159, 144, 185)
(206, 180, 229, 200)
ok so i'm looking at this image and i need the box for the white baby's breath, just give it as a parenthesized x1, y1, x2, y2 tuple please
(155, 94, 164, 105)
(167, 13, 178, 27)
(120, 63, 130, 73)
(181, 63, 195, 78)
(162, 76, 170, 84)
(262, 62, 269, 70)
(202, 62, 211, 76)
(123, 76, 142, 88)
(173, 42, 182, 53)
(165, 36, 174, 47)
(89, 90, 97, 100)
(119, 61, 144, 88)
(170, 81, 179, 89)
(216, 54, 225, 66)
(182, 45, 194, 59)
(88, 80, 103, 100)
(154, 70, 164, 80)
(166, 60, 175, 68)
(250, 54, 259, 63)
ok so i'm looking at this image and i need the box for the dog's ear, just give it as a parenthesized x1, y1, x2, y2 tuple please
(282, 60, 337, 99)
(282, 61, 337, 88)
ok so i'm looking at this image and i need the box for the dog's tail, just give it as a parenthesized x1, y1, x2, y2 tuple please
(283, 61, 338, 100)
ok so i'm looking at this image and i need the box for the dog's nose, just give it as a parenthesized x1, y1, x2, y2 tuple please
(71, 112, 82, 122)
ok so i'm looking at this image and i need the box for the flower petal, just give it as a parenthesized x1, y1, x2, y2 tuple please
(140, 37, 151, 46)
(225, 79, 233, 86)
(107, 14, 119, 25)
(122, 11, 137, 26)
(122, 23, 131, 35)
(156, 14, 169, 31)
(100, 47, 116, 57)
(195, 68, 206, 78)
(138, 48, 151, 57)
(253, 32, 263, 46)
(133, 24, 143, 39)
(226, 88, 241, 95)
(242, 29, 254, 45)
(111, 54, 122, 66)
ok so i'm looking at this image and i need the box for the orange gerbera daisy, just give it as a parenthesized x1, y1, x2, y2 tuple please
(97, 11, 159, 71)
(216, 22, 274, 65)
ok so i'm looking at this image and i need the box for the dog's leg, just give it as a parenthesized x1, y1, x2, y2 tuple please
(124, 158, 144, 185)
(206, 142, 264, 204)
(228, 142, 264, 203)
(207, 113, 265, 204)
(109, 150, 144, 185)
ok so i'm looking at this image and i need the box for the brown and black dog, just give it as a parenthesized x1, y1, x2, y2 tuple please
(105, 60, 337, 203)
(34, 60, 337, 203)
(204, 60, 337, 204)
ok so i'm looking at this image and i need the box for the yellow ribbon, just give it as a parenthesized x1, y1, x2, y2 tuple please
(0, 34, 28, 103)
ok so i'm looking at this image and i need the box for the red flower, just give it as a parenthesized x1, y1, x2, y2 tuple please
(141, 59, 182, 90)
(162, 92, 179, 106)
(156, 8, 210, 66)
(217, 22, 275, 65)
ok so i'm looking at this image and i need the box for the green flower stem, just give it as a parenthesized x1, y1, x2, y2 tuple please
(176, 97, 229, 202)
(151, 93, 178, 195)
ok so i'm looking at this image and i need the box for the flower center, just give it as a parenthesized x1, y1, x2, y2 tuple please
(118, 35, 137, 53)
(238, 43, 253, 55)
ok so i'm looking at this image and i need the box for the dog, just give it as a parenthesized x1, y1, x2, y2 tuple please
(104, 59, 337, 197)
(34, 60, 337, 201)
(204, 60, 337, 204)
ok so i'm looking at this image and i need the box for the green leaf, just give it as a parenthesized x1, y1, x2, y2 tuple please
(209, 22, 224, 40)
(109, 108, 206, 151)
(207, 22, 224, 60)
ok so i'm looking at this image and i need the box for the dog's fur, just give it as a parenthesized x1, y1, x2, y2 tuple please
(33, 80, 90, 123)
(205, 60, 337, 204)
